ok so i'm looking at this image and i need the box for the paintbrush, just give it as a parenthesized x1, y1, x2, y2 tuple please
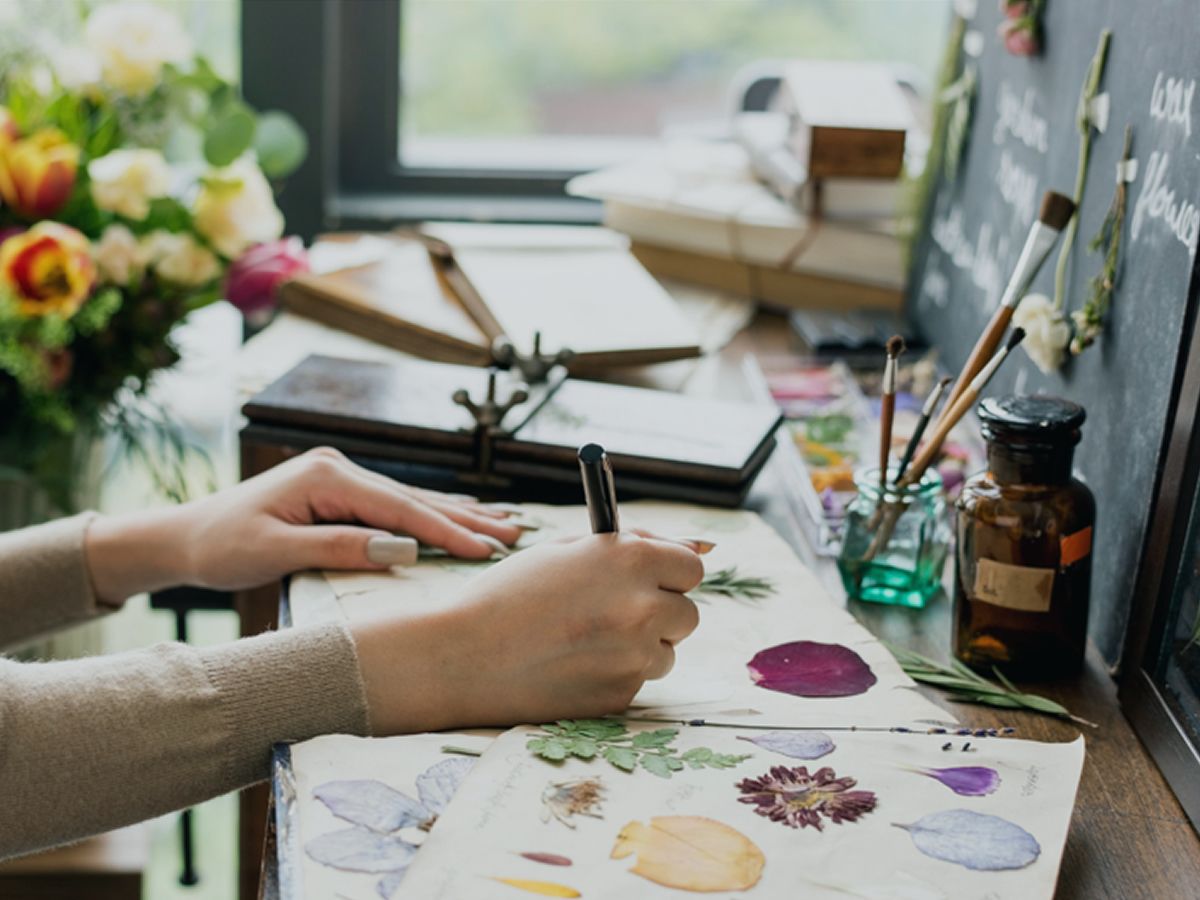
(878, 335, 904, 491)
(895, 375, 952, 484)
(898, 328, 1026, 491)
(938, 191, 1075, 420)
(864, 329, 1026, 561)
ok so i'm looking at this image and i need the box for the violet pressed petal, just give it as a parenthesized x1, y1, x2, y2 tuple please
(917, 766, 1001, 797)
(415, 757, 475, 816)
(313, 780, 429, 832)
(747, 641, 877, 698)
(519, 851, 574, 866)
(304, 827, 418, 873)
(736, 730, 836, 760)
(376, 870, 408, 899)
(896, 809, 1040, 870)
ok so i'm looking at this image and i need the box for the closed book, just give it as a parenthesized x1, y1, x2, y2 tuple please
(629, 241, 902, 313)
(778, 61, 912, 179)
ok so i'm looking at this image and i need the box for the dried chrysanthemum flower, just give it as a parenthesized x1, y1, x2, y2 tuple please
(541, 777, 606, 828)
(735, 765, 877, 830)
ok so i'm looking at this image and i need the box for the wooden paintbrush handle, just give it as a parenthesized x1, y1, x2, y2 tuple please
(939, 306, 1015, 422)
(899, 385, 979, 489)
(878, 399, 894, 485)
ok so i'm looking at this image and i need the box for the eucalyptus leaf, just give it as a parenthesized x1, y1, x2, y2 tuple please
(254, 110, 308, 178)
(203, 102, 256, 167)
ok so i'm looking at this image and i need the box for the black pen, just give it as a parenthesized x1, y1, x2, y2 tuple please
(578, 442, 620, 533)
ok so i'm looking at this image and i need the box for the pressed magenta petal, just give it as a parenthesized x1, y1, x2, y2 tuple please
(747, 641, 877, 697)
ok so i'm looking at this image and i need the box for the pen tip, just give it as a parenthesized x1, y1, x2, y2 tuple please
(578, 442, 606, 463)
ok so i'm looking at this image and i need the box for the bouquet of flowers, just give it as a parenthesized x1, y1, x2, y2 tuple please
(0, 1, 309, 511)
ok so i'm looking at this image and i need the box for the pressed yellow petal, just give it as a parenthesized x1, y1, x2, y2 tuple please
(612, 815, 765, 892)
(491, 876, 582, 897)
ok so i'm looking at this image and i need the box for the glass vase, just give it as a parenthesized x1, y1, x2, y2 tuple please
(837, 466, 950, 609)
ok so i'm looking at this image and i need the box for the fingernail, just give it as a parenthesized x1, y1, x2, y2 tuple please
(679, 537, 718, 555)
(477, 534, 512, 558)
(366, 536, 419, 566)
(445, 492, 481, 503)
(486, 502, 524, 515)
(510, 519, 542, 532)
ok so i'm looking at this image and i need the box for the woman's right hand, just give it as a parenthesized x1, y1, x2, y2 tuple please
(349, 532, 703, 734)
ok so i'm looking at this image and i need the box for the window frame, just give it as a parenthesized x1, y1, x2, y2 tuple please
(241, 0, 597, 239)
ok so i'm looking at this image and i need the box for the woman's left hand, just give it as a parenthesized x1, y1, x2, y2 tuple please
(86, 447, 521, 602)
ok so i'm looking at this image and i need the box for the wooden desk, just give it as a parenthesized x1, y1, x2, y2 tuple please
(240, 310, 1200, 899)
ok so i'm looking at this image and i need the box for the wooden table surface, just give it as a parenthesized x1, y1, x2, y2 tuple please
(733, 313, 1200, 900)
(248, 309, 1200, 900)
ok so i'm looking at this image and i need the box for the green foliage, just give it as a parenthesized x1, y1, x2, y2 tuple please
(254, 110, 308, 179)
(887, 644, 1096, 727)
(695, 566, 776, 601)
(527, 719, 751, 779)
(203, 100, 256, 166)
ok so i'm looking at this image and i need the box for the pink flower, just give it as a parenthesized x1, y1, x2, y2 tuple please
(224, 236, 309, 315)
(1000, 17, 1039, 56)
(736, 765, 877, 830)
(1001, 0, 1031, 18)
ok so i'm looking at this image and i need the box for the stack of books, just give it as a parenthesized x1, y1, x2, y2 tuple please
(568, 61, 917, 313)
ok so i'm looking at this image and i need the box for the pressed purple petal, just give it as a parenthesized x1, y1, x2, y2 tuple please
(415, 757, 475, 816)
(747, 641, 877, 697)
(304, 827, 418, 873)
(313, 780, 428, 832)
(736, 731, 836, 759)
(519, 851, 573, 866)
(376, 870, 408, 898)
(918, 766, 1001, 796)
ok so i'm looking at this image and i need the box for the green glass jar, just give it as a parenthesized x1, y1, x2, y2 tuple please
(837, 466, 950, 608)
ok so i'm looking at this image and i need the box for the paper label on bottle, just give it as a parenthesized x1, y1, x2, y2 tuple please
(973, 558, 1055, 613)
(1060, 527, 1093, 568)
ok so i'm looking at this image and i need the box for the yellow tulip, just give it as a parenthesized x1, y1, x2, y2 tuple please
(0, 106, 18, 143)
(0, 222, 96, 318)
(0, 128, 80, 219)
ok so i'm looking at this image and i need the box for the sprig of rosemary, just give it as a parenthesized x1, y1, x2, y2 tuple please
(887, 645, 1097, 728)
(527, 719, 750, 779)
(695, 566, 776, 601)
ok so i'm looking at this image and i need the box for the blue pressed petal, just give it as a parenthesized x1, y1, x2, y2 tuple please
(313, 780, 429, 832)
(304, 827, 418, 873)
(898, 809, 1040, 870)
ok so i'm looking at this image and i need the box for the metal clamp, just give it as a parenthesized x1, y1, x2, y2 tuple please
(492, 331, 575, 385)
(452, 368, 530, 482)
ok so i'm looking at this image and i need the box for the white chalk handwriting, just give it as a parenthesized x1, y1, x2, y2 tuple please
(1131, 151, 1200, 255)
(993, 82, 1049, 154)
(1150, 72, 1195, 138)
(995, 148, 1038, 224)
(931, 206, 1010, 309)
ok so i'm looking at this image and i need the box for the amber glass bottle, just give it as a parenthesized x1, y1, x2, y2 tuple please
(954, 396, 1094, 679)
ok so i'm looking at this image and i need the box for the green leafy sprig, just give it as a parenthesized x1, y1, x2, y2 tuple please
(887, 645, 1097, 728)
(695, 566, 775, 601)
(527, 719, 750, 779)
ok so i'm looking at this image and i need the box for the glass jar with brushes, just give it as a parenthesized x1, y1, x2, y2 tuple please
(837, 466, 951, 608)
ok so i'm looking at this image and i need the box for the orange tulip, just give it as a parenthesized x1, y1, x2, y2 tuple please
(0, 107, 18, 143)
(0, 222, 96, 318)
(0, 128, 79, 219)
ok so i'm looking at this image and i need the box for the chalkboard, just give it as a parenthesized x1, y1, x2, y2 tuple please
(909, 0, 1200, 664)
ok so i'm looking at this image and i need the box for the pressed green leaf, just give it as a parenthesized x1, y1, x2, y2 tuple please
(567, 739, 597, 759)
(203, 102, 256, 167)
(639, 754, 676, 778)
(631, 728, 677, 749)
(602, 746, 638, 772)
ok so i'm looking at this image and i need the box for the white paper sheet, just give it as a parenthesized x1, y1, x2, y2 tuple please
(320, 502, 952, 728)
(398, 725, 1085, 900)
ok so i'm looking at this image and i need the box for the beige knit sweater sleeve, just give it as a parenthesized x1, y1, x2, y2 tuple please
(0, 515, 371, 860)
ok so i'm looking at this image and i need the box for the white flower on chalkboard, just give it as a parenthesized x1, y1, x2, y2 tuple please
(1013, 293, 1070, 373)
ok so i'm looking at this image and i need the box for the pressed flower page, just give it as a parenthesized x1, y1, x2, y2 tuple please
(291, 732, 496, 900)
(316, 502, 951, 728)
(397, 725, 1085, 900)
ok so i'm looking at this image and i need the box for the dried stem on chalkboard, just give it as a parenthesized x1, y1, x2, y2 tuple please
(1053, 29, 1112, 315)
(1071, 125, 1134, 355)
(887, 644, 1097, 728)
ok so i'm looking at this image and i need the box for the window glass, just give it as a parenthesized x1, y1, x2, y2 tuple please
(401, 0, 952, 171)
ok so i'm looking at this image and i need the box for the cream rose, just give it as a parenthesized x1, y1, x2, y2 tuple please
(193, 156, 284, 258)
(1012, 293, 1071, 374)
(144, 230, 220, 287)
(85, 1, 192, 96)
(89, 149, 171, 220)
(94, 224, 149, 286)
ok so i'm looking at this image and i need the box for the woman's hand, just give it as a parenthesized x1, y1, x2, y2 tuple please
(351, 532, 704, 733)
(86, 448, 521, 603)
